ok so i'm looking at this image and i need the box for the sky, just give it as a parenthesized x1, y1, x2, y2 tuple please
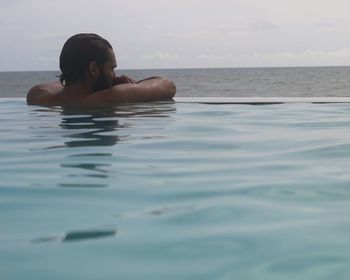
(1, 0, 350, 71)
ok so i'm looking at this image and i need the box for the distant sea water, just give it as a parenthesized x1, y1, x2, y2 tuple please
(1, 67, 350, 98)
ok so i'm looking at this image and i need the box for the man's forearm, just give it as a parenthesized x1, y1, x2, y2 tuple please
(137, 76, 162, 84)
(108, 76, 176, 103)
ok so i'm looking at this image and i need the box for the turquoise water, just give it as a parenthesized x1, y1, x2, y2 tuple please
(1, 98, 350, 279)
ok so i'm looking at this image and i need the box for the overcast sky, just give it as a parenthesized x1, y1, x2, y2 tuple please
(1, 0, 350, 71)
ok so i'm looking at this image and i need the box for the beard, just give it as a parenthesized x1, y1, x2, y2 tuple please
(92, 72, 112, 92)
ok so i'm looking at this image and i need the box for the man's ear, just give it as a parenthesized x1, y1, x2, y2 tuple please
(87, 61, 100, 79)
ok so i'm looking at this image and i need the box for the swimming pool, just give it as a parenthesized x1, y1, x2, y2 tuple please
(1, 98, 350, 279)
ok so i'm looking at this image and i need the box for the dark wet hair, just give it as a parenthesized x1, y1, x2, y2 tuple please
(59, 33, 113, 86)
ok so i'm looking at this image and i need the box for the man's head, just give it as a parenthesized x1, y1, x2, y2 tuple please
(59, 33, 116, 91)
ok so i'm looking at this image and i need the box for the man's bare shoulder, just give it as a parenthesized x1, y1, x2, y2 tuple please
(27, 82, 63, 106)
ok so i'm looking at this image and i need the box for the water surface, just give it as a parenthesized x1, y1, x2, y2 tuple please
(1, 99, 350, 279)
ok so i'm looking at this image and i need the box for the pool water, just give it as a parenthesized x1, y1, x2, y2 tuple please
(1, 98, 350, 279)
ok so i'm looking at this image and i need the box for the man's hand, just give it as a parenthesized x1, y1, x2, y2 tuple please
(113, 75, 137, 85)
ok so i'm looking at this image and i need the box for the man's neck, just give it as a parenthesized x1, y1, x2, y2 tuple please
(63, 81, 94, 96)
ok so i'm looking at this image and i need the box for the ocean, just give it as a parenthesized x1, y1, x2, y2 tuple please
(1, 66, 350, 98)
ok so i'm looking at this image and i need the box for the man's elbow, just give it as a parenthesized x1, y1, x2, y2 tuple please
(164, 79, 176, 99)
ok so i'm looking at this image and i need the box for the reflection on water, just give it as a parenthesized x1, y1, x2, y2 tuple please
(62, 228, 117, 242)
(58, 109, 119, 188)
(59, 109, 122, 148)
(38, 103, 176, 189)
(31, 228, 117, 244)
(59, 103, 176, 148)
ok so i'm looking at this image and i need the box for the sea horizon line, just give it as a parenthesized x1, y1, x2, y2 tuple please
(1, 65, 350, 73)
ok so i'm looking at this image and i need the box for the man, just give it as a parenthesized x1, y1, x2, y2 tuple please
(27, 33, 176, 106)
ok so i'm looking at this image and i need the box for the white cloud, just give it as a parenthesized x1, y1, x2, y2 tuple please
(193, 48, 350, 68)
(142, 52, 181, 61)
(249, 20, 279, 31)
(1, 0, 350, 70)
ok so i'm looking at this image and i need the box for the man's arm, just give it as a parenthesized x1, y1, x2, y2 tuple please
(105, 77, 176, 103)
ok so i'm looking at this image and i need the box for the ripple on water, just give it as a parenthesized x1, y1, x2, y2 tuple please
(3, 100, 350, 279)
(30, 228, 117, 244)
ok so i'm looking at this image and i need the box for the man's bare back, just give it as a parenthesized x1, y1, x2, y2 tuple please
(27, 33, 176, 107)
(27, 76, 176, 107)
